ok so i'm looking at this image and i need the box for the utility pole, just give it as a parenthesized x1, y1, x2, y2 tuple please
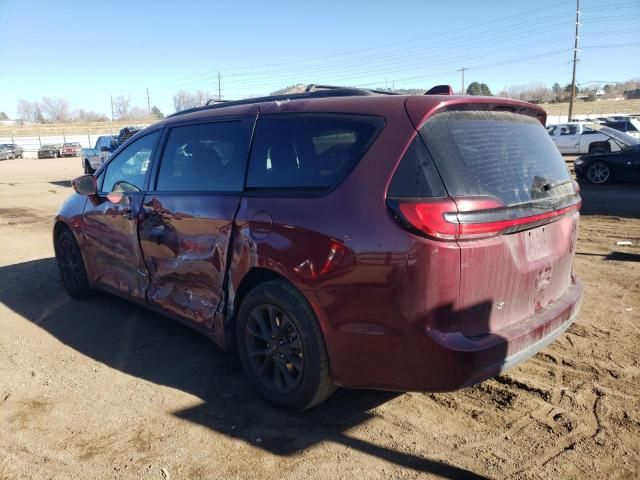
(110, 95, 114, 122)
(568, 0, 581, 121)
(217, 71, 222, 101)
(458, 67, 467, 95)
(146, 88, 151, 113)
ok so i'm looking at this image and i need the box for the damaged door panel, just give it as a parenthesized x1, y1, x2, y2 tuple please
(138, 117, 255, 345)
(81, 130, 161, 300)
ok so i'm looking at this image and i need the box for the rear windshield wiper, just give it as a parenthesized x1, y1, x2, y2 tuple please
(538, 179, 574, 192)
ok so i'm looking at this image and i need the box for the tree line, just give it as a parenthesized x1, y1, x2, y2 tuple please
(4, 78, 638, 124)
(9, 96, 165, 124)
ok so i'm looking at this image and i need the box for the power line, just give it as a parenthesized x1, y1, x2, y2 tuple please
(150, 2, 579, 90)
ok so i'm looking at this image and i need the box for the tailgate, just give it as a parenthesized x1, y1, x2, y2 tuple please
(458, 215, 578, 336)
(416, 109, 581, 337)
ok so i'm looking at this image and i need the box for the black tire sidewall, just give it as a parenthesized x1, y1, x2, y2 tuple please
(236, 281, 328, 411)
(55, 229, 92, 298)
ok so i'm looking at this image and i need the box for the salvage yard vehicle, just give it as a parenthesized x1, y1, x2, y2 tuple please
(2, 143, 24, 159)
(547, 121, 621, 154)
(61, 142, 82, 157)
(602, 118, 640, 139)
(81, 135, 118, 173)
(38, 144, 61, 158)
(54, 85, 583, 411)
(82, 127, 145, 174)
(575, 124, 640, 184)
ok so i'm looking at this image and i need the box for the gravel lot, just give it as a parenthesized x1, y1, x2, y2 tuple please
(0, 156, 638, 479)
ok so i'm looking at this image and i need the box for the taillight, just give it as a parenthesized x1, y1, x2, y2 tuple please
(388, 196, 580, 241)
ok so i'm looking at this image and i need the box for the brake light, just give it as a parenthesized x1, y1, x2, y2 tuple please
(397, 198, 459, 240)
(388, 197, 581, 241)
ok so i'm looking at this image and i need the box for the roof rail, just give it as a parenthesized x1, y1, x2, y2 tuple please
(168, 84, 399, 118)
(425, 85, 453, 95)
(305, 84, 400, 96)
(205, 99, 232, 106)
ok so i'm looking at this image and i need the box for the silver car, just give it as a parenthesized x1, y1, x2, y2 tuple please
(0, 145, 9, 161)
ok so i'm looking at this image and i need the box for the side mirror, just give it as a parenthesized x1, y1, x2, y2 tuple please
(72, 175, 97, 196)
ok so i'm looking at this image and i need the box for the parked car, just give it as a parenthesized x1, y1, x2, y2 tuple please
(54, 85, 583, 410)
(602, 118, 640, 139)
(0, 145, 8, 161)
(81, 135, 118, 173)
(2, 143, 24, 159)
(547, 121, 621, 154)
(38, 144, 62, 158)
(81, 127, 144, 174)
(575, 124, 640, 184)
(61, 142, 82, 157)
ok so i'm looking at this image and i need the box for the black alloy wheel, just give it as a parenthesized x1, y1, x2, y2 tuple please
(236, 280, 335, 410)
(244, 304, 304, 394)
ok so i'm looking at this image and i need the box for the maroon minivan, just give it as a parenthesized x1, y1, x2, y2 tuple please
(54, 86, 582, 410)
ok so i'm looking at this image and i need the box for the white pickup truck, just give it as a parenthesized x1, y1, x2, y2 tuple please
(546, 122, 621, 155)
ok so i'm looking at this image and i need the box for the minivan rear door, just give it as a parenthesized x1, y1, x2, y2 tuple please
(417, 109, 580, 337)
(139, 116, 255, 343)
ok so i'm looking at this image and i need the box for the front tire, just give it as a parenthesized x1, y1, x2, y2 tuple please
(236, 280, 335, 411)
(54, 228, 92, 299)
(586, 161, 612, 185)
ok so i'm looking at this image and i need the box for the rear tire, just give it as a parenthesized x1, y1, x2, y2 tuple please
(236, 279, 335, 411)
(586, 161, 612, 185)
(54, 228, 92, 299)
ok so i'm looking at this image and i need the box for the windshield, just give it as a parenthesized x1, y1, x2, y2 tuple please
(42, 145, 56, 149)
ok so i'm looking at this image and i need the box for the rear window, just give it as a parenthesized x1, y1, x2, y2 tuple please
(246, 114, 384, 191)
(418, 111, 572, 206)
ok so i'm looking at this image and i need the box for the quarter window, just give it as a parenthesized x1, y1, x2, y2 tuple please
(156, 121, 249, 192)
(101, 131, 159, 193)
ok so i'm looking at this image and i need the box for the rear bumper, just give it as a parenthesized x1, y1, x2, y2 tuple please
(457, 278, 582, 388)
(325, 278, 583, 392)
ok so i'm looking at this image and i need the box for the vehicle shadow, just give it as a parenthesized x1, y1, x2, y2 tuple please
(576, 180, 640, 218)
(49, 180, 72, 188)
(0, 257, 491, 479)
(576, 251, 640, 263)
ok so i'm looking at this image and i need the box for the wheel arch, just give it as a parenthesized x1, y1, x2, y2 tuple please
(225, 267, 290, 349)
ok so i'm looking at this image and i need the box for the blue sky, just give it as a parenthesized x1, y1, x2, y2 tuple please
(0, 0, 638, 118)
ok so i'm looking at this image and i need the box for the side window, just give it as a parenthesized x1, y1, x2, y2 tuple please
(560, 125, 577, 135)
(155, 121, 250, 192)
(246, 114, 384, 191)
(546, 126, 557, 136)
(101, 131, 160, 193)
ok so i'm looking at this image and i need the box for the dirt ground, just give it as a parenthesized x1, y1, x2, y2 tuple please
(0, 156, 638, 480)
